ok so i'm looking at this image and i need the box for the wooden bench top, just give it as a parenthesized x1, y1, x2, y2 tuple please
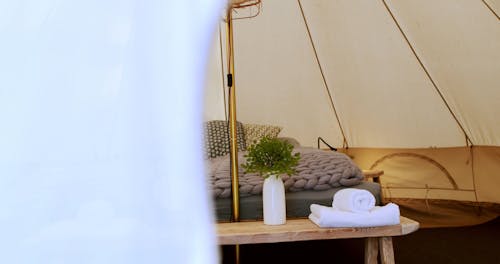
(217, 216, 419, 245)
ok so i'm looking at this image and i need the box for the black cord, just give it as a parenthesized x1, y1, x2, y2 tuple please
(317, 137, 337, 151)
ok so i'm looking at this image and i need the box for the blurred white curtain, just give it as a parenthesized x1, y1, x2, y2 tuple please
(0, 0, 223, 263)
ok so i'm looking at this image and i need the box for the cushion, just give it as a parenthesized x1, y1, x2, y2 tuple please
(277, 137, 301, 147)
(243, 123, 282, 147)
(204, 120, 246, 159)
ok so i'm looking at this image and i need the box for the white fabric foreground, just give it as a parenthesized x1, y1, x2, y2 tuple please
(332, 188, 376, 213)
(309, 203, 400, 228)
(0, 1, 224, 263)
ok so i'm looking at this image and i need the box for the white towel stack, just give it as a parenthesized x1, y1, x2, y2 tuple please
(309, 188, 400, 228)
(332, 188, 376, 213)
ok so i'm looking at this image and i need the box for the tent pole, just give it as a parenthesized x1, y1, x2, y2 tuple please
(226, 6, 241, 264)
(226, 6, 240, 223)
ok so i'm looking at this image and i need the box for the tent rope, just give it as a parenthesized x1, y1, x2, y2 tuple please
(218, 24, 229, 120)
(482, 0, 500, 20)
(381, 0, 474, 147)
(469, 146, 480, 205)
(297, 0, 349, 149)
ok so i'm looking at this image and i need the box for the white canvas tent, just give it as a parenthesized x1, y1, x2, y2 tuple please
(204, 0, 499, 226)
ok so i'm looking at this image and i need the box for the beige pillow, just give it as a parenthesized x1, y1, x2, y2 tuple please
(243, 123, 283, 147)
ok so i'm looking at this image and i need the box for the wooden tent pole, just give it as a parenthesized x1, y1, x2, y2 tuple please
(226, 6, 240, 222)
(226, 6, 241, 264)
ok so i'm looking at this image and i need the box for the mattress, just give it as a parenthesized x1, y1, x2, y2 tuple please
(214, 181, 381, 222)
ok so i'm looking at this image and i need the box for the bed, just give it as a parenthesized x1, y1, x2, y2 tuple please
(214, 181, 381, 221)
(204, 121, 382, 222)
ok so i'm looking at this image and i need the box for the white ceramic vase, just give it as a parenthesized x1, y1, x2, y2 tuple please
(262, 175, 286, 225)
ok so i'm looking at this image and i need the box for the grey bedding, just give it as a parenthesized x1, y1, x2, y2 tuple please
(207, 147, 365, 198)
(214, 181, 381, 221)
(208, 146, 381, 221)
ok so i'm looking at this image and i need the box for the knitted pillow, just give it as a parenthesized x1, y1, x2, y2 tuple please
(243, 123, 282, 147)
(204, 120, 246, 159)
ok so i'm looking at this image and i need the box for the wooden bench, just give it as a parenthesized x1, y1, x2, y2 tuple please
(217, 216, 419, 264)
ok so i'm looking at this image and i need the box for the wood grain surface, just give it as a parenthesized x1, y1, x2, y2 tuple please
(217, 216, 419, 245)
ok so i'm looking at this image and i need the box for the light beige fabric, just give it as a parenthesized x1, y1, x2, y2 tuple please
(243, 123, 282, 146)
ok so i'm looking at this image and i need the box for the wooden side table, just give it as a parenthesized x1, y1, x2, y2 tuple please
(217, 216, 419, 264)
(363, 169, 384, 184)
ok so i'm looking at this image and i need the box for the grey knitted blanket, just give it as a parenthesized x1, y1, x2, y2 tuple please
(207, 147, 364, 198)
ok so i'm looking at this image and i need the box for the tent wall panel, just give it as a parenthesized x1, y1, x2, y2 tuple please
(347, 147, 500, 203)
(301, 0, 465, 148)
(231, 0, 344, 147)
(473, 147, 500, 203)
(387, 0, 500, 146)
(382, 189, 477, 202)
(388, 198, 499, 227)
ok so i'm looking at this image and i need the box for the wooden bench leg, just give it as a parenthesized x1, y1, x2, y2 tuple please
(235, 244, 240, 264)
(379, 236, 395, 264)
(365, 237, 379, 264)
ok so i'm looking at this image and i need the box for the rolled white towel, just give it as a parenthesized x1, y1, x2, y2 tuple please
(332, 188, 375, 213)
(309, 203, 400, 228)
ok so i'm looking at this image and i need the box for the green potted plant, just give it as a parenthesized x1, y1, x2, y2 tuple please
(243, 136, 300, 225)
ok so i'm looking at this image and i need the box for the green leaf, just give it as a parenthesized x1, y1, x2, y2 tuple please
(243, 136, 301, 178)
